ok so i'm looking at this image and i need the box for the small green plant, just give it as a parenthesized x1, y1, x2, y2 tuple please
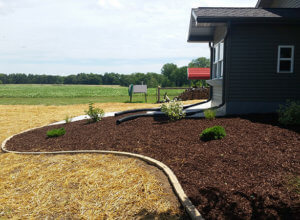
(85, 103, 105, 122)
(161, 100, 185, 121)
(65, 115, 72, 123)
(204, 109, 216, 120)
(200, 126, 226, 141)
(278, 100, 300, 125)
(47, 128, 66, 138)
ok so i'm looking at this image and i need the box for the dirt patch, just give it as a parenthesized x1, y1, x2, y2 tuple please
(178, 87, 209, 101)
(6, 114, 300, 219)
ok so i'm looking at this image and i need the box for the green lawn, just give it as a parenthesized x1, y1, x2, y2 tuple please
(0, 84, 186, 105)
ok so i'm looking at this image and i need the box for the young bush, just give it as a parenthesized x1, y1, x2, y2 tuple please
(278, 100, 300, 125)
(85, 103, 105, 123)
(200, 126, 226, 141)
(47, 128, 66, 138)
(161, 100, 185, 121)
(204, 109, 216, 120)
(65, 115, 72, 123)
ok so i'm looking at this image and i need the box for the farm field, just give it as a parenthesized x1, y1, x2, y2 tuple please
(0, 84, 186, 105)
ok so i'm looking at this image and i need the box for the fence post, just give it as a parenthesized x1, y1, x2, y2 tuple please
(157, 86, 161, 103)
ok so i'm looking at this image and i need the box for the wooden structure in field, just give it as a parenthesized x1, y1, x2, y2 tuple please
(128, 84, 147, 102)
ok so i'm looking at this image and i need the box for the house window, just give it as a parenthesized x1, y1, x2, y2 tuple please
(277, 46, 294, 73)
(213, 41, 224, 78)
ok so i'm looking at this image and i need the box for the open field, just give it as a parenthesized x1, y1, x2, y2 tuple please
(0, 84, 187, 105)
(0, 103, 193, 219)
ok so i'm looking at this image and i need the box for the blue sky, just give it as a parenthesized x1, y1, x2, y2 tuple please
(0, 0, 258, 75)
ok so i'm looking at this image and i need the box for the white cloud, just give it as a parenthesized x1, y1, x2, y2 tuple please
(97, 0, 123, 9)
(0, 0, 258, 74)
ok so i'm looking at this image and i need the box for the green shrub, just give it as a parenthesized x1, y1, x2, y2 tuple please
(278, 100, 300, 125)
(47, 128, 66, 138)
(161, 100, 185, 121)
(204, 109, 216, 120)
(200, 126, 226, 141)
(85, 103, 105, 122)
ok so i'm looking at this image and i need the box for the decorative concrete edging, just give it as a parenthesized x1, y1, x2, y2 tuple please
(1, 126, 204, 220)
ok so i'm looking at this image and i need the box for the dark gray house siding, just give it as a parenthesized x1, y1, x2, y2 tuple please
(257, 0, 300, 8)
(271, 0, 300, 8)
(225, 23, 300, 114)
(188, 7, 300, 115)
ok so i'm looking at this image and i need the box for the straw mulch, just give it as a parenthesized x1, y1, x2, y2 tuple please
(0, 103, 161, 142)
(0, 153, 181, 219)
(0, 102, 201, 219)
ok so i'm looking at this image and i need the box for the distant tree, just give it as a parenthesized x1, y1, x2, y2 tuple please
(170, 66, 189, 87)
(64, 75, 78, 84)
(161, 63, 177, 79)
(0, 57, 211, 86)
(119, 74, 131, 86)
(0, 80, 2, 84)
(0, 74, 7, 84)
(145, 72, 159, 88)
(103, 73, 120, 85)
(188, 57, 210, 68)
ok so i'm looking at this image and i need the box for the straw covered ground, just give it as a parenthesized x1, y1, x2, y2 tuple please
(0, 102, 199, 219)
(0, 153, 182, 219)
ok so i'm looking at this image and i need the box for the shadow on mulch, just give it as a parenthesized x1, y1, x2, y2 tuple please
(237, 113, 300, 133)
(190, 187, 299, 220)
(135, 208, 190, 220)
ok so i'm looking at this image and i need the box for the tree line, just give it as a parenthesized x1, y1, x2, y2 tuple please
(0, 57, 210, 88)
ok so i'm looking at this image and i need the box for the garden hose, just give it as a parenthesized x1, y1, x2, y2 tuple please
(114, 99, 211, 117)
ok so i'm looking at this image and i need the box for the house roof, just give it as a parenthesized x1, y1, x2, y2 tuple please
(187, 68, 210, 80)
(188, 7, 300, 42)
(192, 8, 300, 22)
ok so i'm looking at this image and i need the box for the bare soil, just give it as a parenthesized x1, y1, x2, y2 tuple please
(5, 114, 300, 219)
(178, 87, 209, 101)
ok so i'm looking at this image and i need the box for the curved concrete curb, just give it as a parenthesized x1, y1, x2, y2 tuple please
(1, 127, 204, 220)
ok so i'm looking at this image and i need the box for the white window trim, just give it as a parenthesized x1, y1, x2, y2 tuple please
(213, 40, 224, 79)
(277, 45, 294, 73)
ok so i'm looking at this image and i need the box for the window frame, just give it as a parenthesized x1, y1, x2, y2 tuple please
(277, 45, 294, 73)
(213, 40, 224, 79)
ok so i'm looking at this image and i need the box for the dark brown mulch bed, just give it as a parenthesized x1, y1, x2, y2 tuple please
(6, 114, 300, 219)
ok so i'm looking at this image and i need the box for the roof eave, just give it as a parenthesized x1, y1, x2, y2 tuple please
(256, 0, 274, 8)
(196, 17, 300, 23)
(187, 35, 214, 43)
(256, 0, 262, 8)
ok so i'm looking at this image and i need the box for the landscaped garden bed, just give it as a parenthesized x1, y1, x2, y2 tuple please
(5, 114, 300, 219)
